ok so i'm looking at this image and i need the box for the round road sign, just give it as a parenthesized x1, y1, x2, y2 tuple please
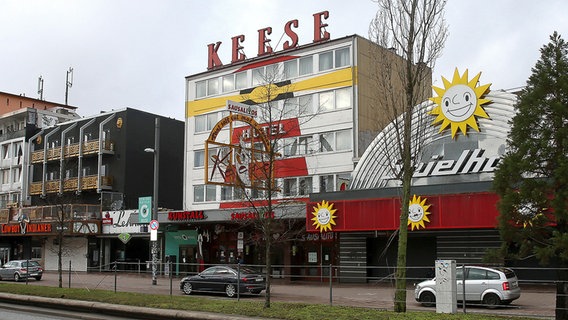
(149, 219, 159, 231)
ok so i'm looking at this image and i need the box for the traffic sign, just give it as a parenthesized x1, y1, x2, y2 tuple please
(149, 219, 159, 231)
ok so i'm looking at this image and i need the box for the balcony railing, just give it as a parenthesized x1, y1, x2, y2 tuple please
(29, 175, 114, 195)
(31, 140, 114, 164)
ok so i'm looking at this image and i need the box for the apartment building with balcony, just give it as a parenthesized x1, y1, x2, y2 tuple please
(0, 107, 184, 271)
(0, 91, 79, 209)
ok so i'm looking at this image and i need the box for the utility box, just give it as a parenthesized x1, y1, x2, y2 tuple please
(435, 259, 457, 313)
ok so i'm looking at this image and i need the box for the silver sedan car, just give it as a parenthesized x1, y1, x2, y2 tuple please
(415, 265, 521, 307)
(0, 260, 43, 281)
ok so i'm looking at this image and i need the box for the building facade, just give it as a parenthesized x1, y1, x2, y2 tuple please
(183, 24, 431, 279)
(1, 108, 184, 271)
(307, 71, 535, 282)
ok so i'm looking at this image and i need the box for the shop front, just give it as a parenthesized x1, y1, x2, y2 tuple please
(0, 205, 101, 271)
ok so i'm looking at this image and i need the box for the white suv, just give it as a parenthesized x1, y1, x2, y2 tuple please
(414, 266, 521, 307)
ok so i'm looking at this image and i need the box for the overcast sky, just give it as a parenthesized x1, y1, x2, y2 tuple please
(1, 1, 566, 121)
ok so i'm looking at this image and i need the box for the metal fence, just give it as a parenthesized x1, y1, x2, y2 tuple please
(52, 261, 563, 319)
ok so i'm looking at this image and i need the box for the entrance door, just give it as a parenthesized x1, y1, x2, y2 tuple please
(179, 246, 196, 274)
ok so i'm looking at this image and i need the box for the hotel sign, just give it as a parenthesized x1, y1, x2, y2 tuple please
(207, 11, 330, 69)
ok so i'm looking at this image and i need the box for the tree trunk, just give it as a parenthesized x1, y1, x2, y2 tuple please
(58, 234, 63, 288)
(264, 218, 272, 308)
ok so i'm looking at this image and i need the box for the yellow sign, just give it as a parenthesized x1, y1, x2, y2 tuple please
(408, 195, 431, 231)
(311, 200, 337, 233)
(429, 68, 491, 138)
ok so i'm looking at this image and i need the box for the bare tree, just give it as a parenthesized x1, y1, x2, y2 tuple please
(368, 0, 448, 312)
(206, 66, 317, 308)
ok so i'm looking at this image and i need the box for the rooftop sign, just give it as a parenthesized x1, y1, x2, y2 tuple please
(207, 11, 330, 69)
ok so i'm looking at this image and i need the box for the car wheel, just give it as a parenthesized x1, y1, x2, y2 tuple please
(420, 291, 436, 307)
(35, 276, 42, 281)
(182, 282, 193, 295)
(14, 273, 21, 282)
(225, 284, 237, 298)
(483, 293, 501, 308)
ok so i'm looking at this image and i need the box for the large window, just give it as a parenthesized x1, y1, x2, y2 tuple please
(335, 47, 350, 68)
(299, 56, 313, 76)
(319, 129, 352, 152)
(283, 136, 315, 157)
(318, 51, 334, 71)
(284, 59, 298, 79)
(194, 185, 217, 202)
(283, 177, 312, 196)
(283, 95, 313, 118)
(195, 113, 218, 133)
(318, 87, 351, 112)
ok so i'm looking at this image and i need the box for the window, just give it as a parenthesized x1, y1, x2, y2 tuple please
(335, 47, 350, 67)
(194, 185, 204, 202)
(299, 56, 313, 76)
(12, 168, 20, 183)
(252, 67, 265, 86)
(319, 91, 334, 112)
(205, 185, 216, 202)
(194, 150, 205, 167)
(337, 173, 350, 191)
(319, 88, 351, 112)
(336, 130, 351, 151)
(196, 81, 207, 98)
(283, 178, 297, 197)
(298, 177, 312, 195)
(319, 51, 333, 71)
(195, 115, 206, 132)
(235, 72, 248, 89)
(320, 175, 334, 192)
(284, 59, 298, 79)
(335, 87, 351, 109)
(283, 177, 312, 196)
(207, 78, 219, 95)
(1, 170, 9, 184)
(299, 95, 313, 115)
(221, 186, 233, 201)
(320, 132, 334, 152)
(283, 136, 314, 157)
(195, 113, 218, 133)
(222, 74, 234, 92)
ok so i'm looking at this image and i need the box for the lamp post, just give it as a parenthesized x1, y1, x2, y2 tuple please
(144, 118, 160, 285)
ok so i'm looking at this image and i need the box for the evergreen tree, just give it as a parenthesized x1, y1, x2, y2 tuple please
(493, 31, 568, 320)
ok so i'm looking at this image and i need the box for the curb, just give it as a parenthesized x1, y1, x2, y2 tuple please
(0, 292, 272, 320)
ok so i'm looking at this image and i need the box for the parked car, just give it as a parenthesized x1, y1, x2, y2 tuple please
(180, 265, 266, 298)
(0, 260, 43, 281)
(414, 266, 521, 307)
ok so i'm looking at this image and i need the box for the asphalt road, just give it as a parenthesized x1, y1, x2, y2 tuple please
(5, 271, 557, 319)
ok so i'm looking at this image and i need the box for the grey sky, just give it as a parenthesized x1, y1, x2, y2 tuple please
(0, 1, 566, 121)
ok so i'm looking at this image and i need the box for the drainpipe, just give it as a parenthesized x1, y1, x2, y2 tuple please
(97, 114, 115, 193)
(78, 119, 96, 193)
(60, 123, 77, 194)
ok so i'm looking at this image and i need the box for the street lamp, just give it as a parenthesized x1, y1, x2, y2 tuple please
(144, 118, 160, 285)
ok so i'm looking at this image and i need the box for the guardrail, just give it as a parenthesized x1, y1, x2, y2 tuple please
(59, 261, 562, 318)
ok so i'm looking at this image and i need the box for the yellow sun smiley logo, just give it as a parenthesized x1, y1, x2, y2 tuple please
(430, 68, 492, 138)
(408, 195, 431, 231)
(311, 200, 337, 232)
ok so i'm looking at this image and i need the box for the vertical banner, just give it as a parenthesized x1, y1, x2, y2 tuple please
(138, 196, 152, 224)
